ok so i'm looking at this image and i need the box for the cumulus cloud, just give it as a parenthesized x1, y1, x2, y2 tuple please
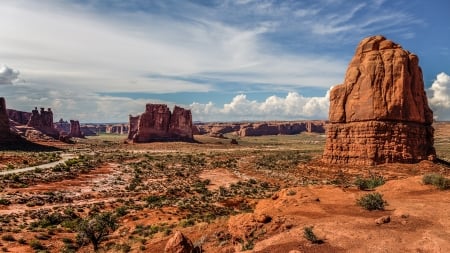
(0, 65, 20, 85)
(428, 72, 450, 120)
(190, 90, 330, 122)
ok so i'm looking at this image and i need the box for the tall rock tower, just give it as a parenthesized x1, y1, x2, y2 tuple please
(323, 35, 435, 165)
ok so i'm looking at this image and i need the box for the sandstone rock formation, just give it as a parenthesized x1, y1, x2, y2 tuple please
(69, 120, 84, 138)
(106, 124, 128, 134)
(128, 104, 193, 143)
(7, 109, 31, 125)
(164, 231, 194, 253)
(27, 107, 60, 139)
(54, 118, 70, 134)
(323, 35, 435, 165)
(0, 97, 15, 142)
(193, 121, 326, 137)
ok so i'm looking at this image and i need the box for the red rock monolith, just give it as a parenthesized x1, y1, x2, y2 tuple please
(128, 104, 194, 143)
(27, 107, 60, 139)
(0, 97, 14, 142)
(69, 120, 84, 138)
(323, 35, 435, 165)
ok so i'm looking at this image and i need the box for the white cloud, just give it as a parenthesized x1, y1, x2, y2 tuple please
(0, 0, 347, 94)
(428, 72, 450, 120)
(0, 65, 20, 84)
(190, 90, 330, 122)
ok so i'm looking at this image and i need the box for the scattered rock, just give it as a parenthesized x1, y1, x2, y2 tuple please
(255, 214, 272, 224)
(164, 231, 194, 253)
(323, 35, 435, 165)
(375, 215, 391, 225)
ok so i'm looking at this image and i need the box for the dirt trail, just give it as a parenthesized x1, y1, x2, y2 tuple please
(0, 153, 76, 175)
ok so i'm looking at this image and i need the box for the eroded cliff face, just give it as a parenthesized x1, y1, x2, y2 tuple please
(27, 107, 60, 139)
(69, 120, 84, 138)
(323, 35, 435, 165)
(128, 104, 194, 143)
(0, 97, 13, 142)
(7, 109, 31, 125)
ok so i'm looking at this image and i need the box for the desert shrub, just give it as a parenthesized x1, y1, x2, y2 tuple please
(18, 238, 27, 244)
(0, 198, 11, 205)
(29, 239, 46, 250)
(422, 174, 450, 190)
(1, 234, 15, 242)
(241, 240, 254, 251)
(303, 226, 323, 244)
(76, 212, 118, 251)
(180, 218, 195, 228)
(115, 206, 129, 217)
(356, 192, 387, 210)
(144, 195, 166, 208)
(354, 175, 385, 190)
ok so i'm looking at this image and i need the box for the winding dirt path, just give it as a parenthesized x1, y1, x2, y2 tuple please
(0, 153, 76, 175)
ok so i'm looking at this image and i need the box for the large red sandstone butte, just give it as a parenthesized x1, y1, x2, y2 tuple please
(69, 120, 84, 138)
(128, 104, 193, 143)
(323, 35, 435, 165)
(27, 107, 60, 139)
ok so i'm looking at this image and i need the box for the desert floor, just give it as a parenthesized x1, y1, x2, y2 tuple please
(0, 125, 449, 253)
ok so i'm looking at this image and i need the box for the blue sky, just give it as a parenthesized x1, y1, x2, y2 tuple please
(0, 0, 449, 122)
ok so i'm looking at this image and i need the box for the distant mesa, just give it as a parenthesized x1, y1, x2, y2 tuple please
(323, 35, 435, 165)
(193, 120, 326, 137)
(127, 104, 194, 143)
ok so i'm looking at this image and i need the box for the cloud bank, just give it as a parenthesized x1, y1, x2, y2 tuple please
(0, 65, 20, 85)
(190, 90, 330, 122)
(428, 72, 450, 120)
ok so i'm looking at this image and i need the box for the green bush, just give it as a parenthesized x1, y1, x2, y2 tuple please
(1, 234, 15, 242)
(303, 226, 323, 244)
(0, 198, 11, 205)
(356, 192, 387, 211)
(423, 174, 450, 190)
(354, 175, 385, 190)
(29, 239, 46, 250)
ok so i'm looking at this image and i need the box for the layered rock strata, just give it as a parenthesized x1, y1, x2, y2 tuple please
(128, 104, 193, 143)
(7, 109, 31, 125)
(323, 35, 435, 165)
(193, 121, 326, 137)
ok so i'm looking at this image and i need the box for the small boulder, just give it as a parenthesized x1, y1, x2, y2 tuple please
(375, 215, 391, 225)
(164, 231, 194, 253)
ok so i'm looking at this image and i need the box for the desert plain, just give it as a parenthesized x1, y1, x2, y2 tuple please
(0, 122, 449, 253)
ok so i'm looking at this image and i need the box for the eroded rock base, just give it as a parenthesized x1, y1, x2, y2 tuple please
(323, 121, 435, 165)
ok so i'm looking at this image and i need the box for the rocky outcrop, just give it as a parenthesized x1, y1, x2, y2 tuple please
(193, 121, 326, 137)
(27, 107, 60, 139)
(164, 231, 194, 253)
(69, 120, 84, 138)
(106, 124, 128, 134)
(0, 97, 15, 142)
(323, 35, 435, 165)
(7, 109, 31, 125)
(54, 118, 70, 134)
(128, 104, 194, 143)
